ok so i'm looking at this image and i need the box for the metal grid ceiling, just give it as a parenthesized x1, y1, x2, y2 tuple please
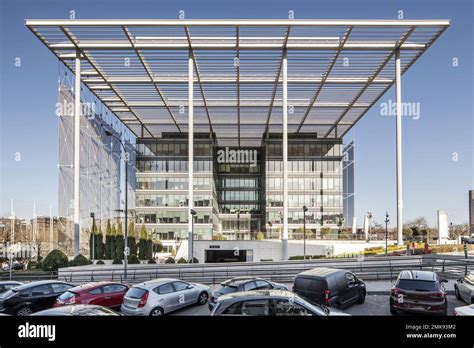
(26, 19, 449, 145)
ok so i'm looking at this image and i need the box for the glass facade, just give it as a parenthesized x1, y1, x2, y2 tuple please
(135, 132, 344, 242)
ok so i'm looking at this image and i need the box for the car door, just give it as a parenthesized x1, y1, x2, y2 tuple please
(273, 299, 318, 316)
(87, 287, 105, 306)
(344, 273, 359, 305)
(156, 282, 178, 313)
(460, 277, 474, 303)
(102, 284, 128, 308)
(171, 281, 194, 308)
(29, 284, 53, 311)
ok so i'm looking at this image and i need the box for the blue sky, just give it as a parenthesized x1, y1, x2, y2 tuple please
(0, 0, 472, 227)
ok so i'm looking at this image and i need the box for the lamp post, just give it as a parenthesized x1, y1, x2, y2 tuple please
(190, 209, 197, 263)
(90, 212, 95, 263)
(104, 130, 129, 279)
(384, 212, 390, 256)
(303, 205, 308, 260)
(268, 222, 273, 239)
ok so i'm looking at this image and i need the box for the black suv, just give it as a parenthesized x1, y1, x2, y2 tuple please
(0, 280, 73, 316)
(293, 267, 366, 309)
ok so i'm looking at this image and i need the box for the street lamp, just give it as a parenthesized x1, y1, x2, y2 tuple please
(268, 221, 273, 239)
(190, 209, 197, 263)
(384, 212, 390, 256)
(303, 205, 308, 260)
(104, 130, 129, 279)
(90, 212, 95, 263)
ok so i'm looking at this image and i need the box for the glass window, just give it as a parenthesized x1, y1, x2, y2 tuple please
(157, 283, 174, 295)
(240, 300, 272, 316)
(103, 284, 127, 293)
(89, 288, 102, 295)
(243, 281, 257, 291)
(31, 285, 51, 296)
(51, 283, 72, 293)
(274, 299, 314, 316)
(172, 281, 189, 291)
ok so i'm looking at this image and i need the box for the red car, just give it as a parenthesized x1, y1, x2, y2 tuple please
(54, 282, 128, 310)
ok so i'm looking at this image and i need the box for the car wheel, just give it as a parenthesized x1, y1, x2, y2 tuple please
(454, 286, 461, 301)
(16, 306, 33, 316)
(149, 307, 164, 316)
(197, 291, 208, 305)
(357, 291, 366, 304)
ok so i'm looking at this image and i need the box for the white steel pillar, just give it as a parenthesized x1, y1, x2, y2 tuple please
(395, 49, 403, 245)
(188, 52, 194, 261)
(73, 51, 81, 257)
(282, 50, 289, 260)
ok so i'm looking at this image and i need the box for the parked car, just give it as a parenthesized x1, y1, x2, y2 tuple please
(209, 277, 288, 311)
(121, 278, 210, 316)
(293, 268, 366, 309)
(32, 304, 121, 316)
(211, 289, 350, 316)
(390, 270, 448, 316)
(454, 304, 474, 316)
(0, 281, 22, 295)
(455, 273, 474, 304)
(54, 281, 128, 310)
(0, 280, 73, 316)
(461, 236, 474, 244)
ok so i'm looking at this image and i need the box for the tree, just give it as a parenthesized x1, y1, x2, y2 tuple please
(110, 224, 117, 260)
(127, 221, 137, 257)
(42, 249, 69, 271)
(104, 220, 112, 260)
(96, 226, 105, 260)
(70, 254, 90, 266)
(256, 231, 264, 240)
(115, 223, 124, 260)
(153, 240, 163, 253)
(146, 233, 153, 260)
(403, 227, 413, 241)
(138, 224, 147, 260)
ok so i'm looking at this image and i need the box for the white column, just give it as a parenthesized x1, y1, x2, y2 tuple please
(282, 50, 289, 260)
(73, 51, 81, 256)
(395, 49, 403, 245)
(188, 52, 194, 261)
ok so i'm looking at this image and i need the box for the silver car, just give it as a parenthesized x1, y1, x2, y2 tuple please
(455, 273, 474, 304)
(121, 278, 210, 316)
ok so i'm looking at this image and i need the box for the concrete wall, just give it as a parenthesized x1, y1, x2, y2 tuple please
(193, 240, 390, 262)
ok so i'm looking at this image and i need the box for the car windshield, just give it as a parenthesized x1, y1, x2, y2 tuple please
(397, 279, 438, 292)
(126, 287, 147, 299)
(0, 289, 18, 300)
(216, 285, 237, 294)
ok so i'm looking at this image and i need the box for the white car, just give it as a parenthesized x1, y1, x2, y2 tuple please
(454, 304, 474, 316)
(121, 278, 210, 316)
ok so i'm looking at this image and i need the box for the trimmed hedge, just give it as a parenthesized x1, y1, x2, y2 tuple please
(188, 257, 199, 264)
(165, 257, 175, 264)
(69, 254, 91, 267)
(42, 249, 69, 271)
(128, 254, 140, 264)
(112, 258, 123, 265)
(176, 257, 187, 264)
(96, 260, 105, 265)
(147, 259, 156, 264)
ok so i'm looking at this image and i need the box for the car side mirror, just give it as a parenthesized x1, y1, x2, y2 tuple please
(187, 284, 194, 289)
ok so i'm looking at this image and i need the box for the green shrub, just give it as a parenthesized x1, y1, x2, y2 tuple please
(177, 257, 187, 264)
(70, 254, 91, 267)
(128, 254, 140, 264)
(165, 257, 175, 264)
(147, 259, 156, 264)
(188, 257, 199, 264)
(27, 261, 37, 270)
(153, 240, 163, 253)
(42, 249, 69, 271)
(96, 260, 105, 265)
(112, 258, 122, 265)
(260, 259, 273, 262)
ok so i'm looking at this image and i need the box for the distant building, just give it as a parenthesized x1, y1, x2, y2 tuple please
(470, 190, 474, 235)
(343, 141, 355, 228)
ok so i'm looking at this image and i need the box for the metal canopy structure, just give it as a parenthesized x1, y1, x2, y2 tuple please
(26, 19, 449, 258)
(26, 19, 449, 146)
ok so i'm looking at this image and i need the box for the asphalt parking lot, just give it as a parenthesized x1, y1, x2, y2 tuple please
(170, 294, 465, 316)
